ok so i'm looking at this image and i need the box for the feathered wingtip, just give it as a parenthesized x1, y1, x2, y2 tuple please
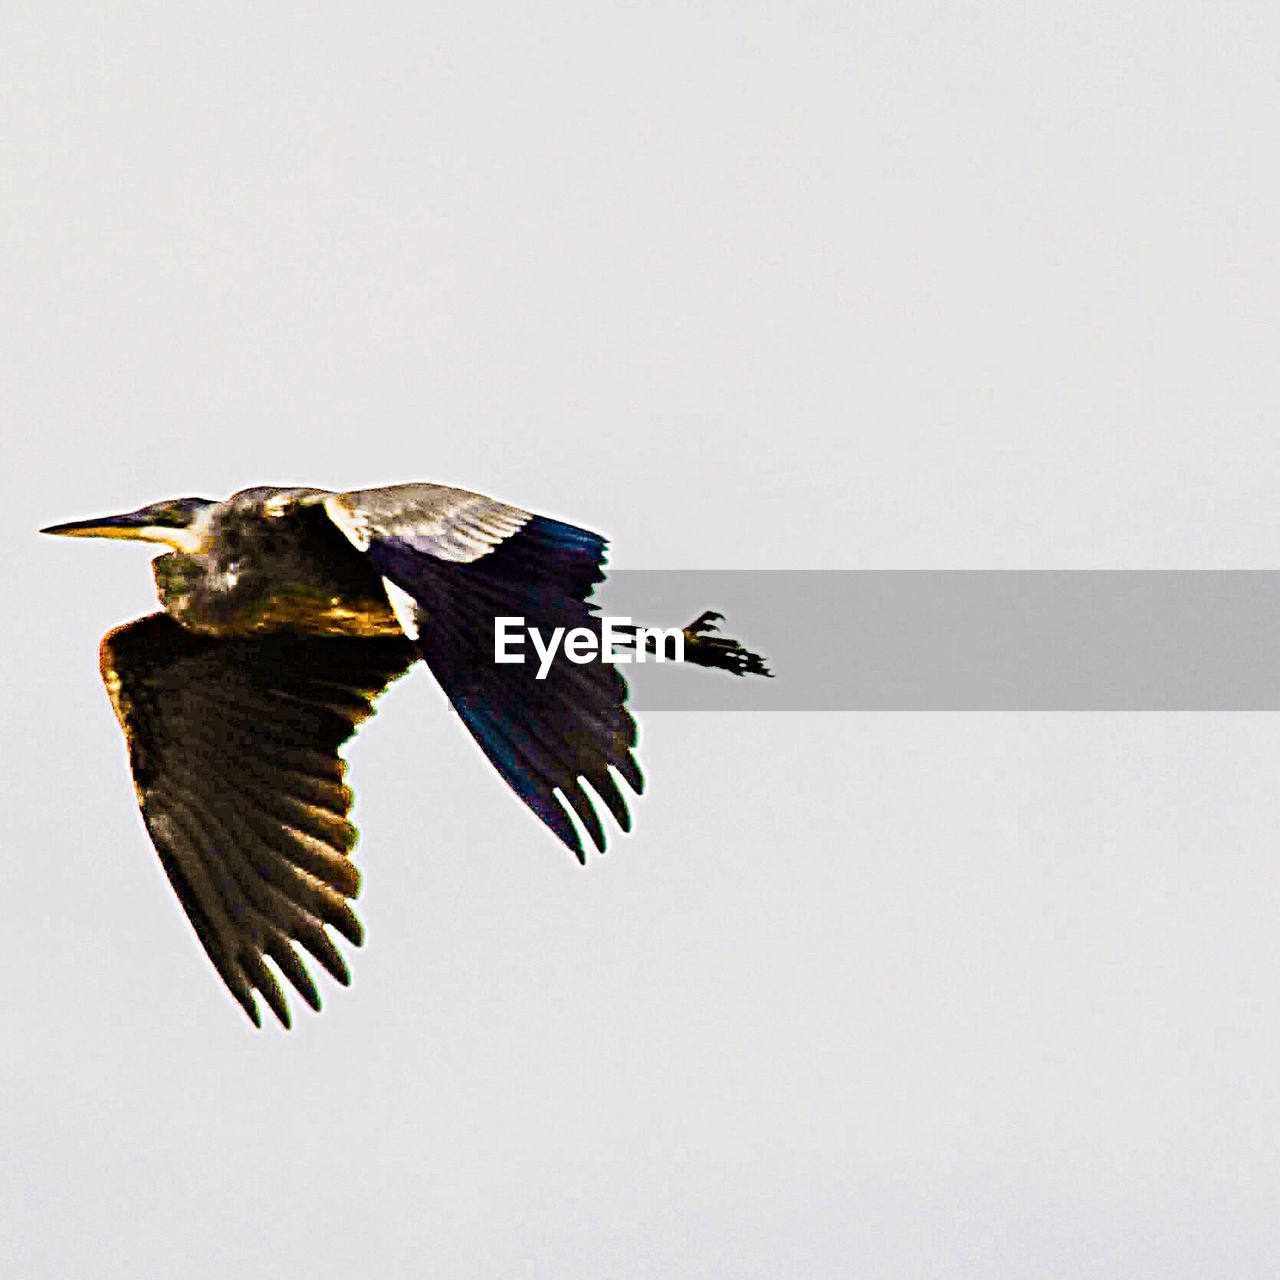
(510, 515, 610, 599)
(369, 510, 641, 860)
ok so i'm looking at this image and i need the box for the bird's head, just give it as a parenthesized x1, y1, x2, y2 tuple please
(40, 497, 217, 555)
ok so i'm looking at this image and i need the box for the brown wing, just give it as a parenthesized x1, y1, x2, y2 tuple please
(100, 613, 416, 1027)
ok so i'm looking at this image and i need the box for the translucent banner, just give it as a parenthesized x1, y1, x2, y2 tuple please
(597, 571, 1280, 710)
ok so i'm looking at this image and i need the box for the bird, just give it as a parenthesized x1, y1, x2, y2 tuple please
(42, 483, 771, 1028)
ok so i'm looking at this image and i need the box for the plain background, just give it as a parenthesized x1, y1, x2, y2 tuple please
(4, 3, 1280, 1276)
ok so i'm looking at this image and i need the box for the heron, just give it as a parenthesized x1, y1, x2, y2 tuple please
(42, 483, 771, 1028)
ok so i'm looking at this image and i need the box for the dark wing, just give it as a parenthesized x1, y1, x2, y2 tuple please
(324, 485, 644, 860)
(100, 613, 416, 1027)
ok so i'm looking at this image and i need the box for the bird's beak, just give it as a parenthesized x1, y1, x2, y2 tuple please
(40, 507, 198, 553)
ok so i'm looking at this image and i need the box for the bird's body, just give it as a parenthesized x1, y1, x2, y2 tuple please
(44, 482, 770, 1027)
(151, 487, 441, 637)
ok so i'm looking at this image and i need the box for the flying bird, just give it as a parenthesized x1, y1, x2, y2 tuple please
(42, 483, 770, 1027)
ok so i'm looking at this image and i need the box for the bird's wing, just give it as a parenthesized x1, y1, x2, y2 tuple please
(100, 612, 416, 1027)
(324, 484, 643, 860)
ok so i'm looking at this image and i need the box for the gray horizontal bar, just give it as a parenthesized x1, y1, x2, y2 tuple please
(599, 571, 1280, 710)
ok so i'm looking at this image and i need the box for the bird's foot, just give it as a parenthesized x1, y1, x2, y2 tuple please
(682, 610, 773, 677)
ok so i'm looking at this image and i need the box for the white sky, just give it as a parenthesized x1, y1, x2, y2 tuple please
(3, 3, 1280, 1276)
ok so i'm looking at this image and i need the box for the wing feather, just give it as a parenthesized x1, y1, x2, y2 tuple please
(101, 613, 414, 1026)
(322, 491, 645, 858)
(325, 483, 531, 562)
